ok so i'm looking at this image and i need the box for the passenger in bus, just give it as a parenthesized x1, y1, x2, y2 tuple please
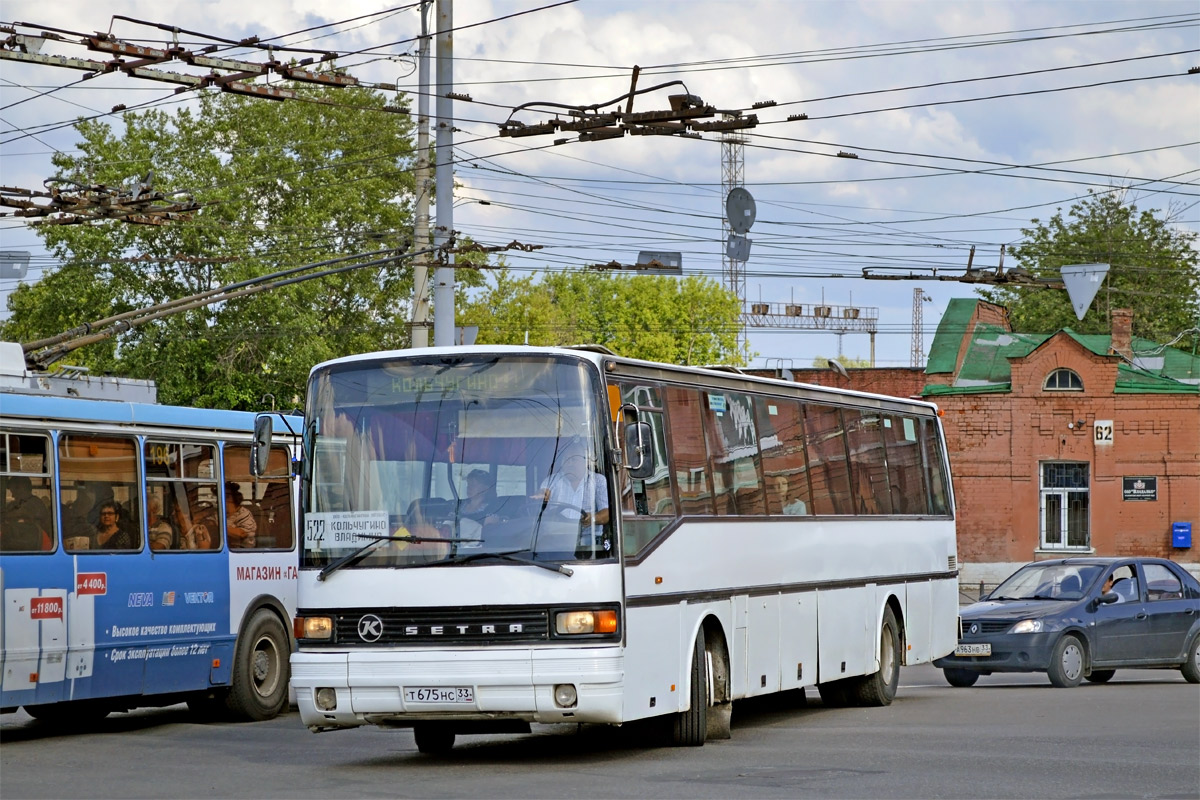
(224, 482, 257, 548)
(772, 475, 808, 515)
(147, 496, 176, 551)
(93, 501, 137, 550)
(2, 475, 53, 551)
(537, 442, 610, 532)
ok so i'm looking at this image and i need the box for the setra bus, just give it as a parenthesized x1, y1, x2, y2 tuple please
(280, 345, 958, 749)
(0, 342, 300, 721)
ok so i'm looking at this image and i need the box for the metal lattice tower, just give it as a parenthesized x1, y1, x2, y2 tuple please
(911, 287, 931, 367)
(721, 127, 747, 350)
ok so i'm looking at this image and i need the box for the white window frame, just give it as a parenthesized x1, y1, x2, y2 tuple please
(1039, 461, 1091, 551)
(1043, 368, 1083, 392)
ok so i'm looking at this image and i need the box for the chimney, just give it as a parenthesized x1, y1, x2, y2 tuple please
(1111, 308, 1132, 358)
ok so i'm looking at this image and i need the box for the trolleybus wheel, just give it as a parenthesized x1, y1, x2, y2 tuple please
(670, 630, 708, 746)
(853, 606, 900, 706)
(24, 700, 111, 724)
(414, 723, 456, 754)
(225, 608, 289, 721)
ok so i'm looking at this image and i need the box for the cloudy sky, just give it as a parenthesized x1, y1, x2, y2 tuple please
(2, 0, 1197, 367)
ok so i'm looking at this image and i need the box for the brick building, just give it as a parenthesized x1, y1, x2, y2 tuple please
(753, 298, 1199, 583)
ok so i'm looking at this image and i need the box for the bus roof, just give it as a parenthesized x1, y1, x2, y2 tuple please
(0, 391, 300, 435)
(308, 345, 942, 416)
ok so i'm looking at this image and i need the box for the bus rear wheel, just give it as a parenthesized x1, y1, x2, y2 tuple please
(670, 630, 708, 746)
(225, 608, 289, 721)
(852, 607, 901, 706)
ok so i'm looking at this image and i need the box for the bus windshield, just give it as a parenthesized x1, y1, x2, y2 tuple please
(302, 353, 614, 571)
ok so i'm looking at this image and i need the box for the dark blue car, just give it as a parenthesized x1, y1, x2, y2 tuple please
(934, 557, 1200, 687)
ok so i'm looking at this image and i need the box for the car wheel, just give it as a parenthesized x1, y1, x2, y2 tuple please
(1084, 669, 1115, 684)
(1182, 634, 1200, 684)
(943, 668, 980, 687)
(1047, 634, 1085, 688)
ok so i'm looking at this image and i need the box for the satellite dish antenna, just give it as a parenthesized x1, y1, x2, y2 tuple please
(726, 187, 756, 234)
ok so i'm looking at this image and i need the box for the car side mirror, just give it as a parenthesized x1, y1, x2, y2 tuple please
(1099, 591, 1119, 605)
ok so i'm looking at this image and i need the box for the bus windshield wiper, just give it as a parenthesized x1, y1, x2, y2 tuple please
(435, 549, 574, 577)
(316, 533, 483, 581)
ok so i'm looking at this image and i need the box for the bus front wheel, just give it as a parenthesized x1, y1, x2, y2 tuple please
(852, 606, 900, 706)
(225, 608, 289, 721)
(670, 630, 708, 746)
(414, 723, 455, 754)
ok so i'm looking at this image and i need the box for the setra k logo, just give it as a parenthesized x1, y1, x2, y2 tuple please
(357, 614, 384, 642)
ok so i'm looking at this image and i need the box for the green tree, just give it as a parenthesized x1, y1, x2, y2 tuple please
(812, 356, 872, 368)
(2, 83, 442, 409)
(460, 269, 749, 365)
(978, 192, 1199, 347)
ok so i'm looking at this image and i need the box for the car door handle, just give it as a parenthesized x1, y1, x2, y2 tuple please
(1136, 612, 1148, 620)
(1186, 608, 1196, 616)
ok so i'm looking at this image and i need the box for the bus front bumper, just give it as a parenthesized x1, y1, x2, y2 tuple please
(291, 646, 624, 731)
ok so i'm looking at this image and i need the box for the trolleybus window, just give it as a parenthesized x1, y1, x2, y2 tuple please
(59, 434, 142, 552)
(0, 431, 55, 552)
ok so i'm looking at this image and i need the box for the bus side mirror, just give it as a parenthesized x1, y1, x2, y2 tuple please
(251, 414, 273, 477)
(623, 420, 655, 480)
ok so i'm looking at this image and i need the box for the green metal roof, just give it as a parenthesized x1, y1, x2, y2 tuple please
(922, 299, 1200, 396)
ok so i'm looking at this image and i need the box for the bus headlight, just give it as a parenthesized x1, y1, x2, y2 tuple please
(315, 687, 338, 711)
(295, 616, 334, 640)
(553, 684, 578, 708)
(1010, 619, 1043, 634)
(555, 609, 618, 635)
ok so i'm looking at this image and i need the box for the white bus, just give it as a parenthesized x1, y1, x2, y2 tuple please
(277, 345, 958, 750)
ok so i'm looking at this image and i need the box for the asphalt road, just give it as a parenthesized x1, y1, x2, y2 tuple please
(2, 664, 1197, 799)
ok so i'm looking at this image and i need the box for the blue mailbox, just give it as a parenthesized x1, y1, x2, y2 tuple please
(1172, 522, 1192, 549)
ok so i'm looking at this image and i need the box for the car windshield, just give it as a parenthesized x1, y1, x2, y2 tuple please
(989, 563, 1104, 601)
(301, 353, 615, 573)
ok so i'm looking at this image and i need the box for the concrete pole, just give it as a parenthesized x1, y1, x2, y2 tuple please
(432, 0, 455, 346)
(410, 0, 432, 347)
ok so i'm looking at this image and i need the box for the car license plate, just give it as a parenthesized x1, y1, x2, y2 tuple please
(404, 686, 475, 703)
(955, 643, 991, 657)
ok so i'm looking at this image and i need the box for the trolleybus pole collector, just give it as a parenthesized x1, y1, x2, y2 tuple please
(274, 344, 959, 751)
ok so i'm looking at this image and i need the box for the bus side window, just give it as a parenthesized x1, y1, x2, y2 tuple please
(224, 444, 294, 549)
(702, 392, 764, 516)
(665, 387, 712, 516)
(921, 418, 951, 516)
(755, 397, 812, 516)
(803, 403, 854, 515)
(0, 431, 56, 552)
(59, 434, 142, 551)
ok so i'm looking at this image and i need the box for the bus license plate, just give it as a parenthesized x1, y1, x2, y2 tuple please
(404, 686, 475, 703)
(955, 643, 991, 657)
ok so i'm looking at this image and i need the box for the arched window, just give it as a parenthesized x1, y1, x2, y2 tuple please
(1043, 368, 1083, 391)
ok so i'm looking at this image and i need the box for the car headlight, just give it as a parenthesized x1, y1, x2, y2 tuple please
(1010, 619, 1043, 634)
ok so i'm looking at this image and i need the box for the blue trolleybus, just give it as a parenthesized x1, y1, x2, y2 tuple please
(0, 343, 300, 721)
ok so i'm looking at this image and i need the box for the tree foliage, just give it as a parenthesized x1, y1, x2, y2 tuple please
(2, 84, 431, 409)
(978, 192, 1199, 349)
(459, 269, 749, 365)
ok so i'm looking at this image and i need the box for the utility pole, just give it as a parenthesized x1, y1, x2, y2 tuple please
(410, 0, 433, 347)
(911, 287, 931, 367)
(720, 123, 747, 352)
(432, 0, 455, 346)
